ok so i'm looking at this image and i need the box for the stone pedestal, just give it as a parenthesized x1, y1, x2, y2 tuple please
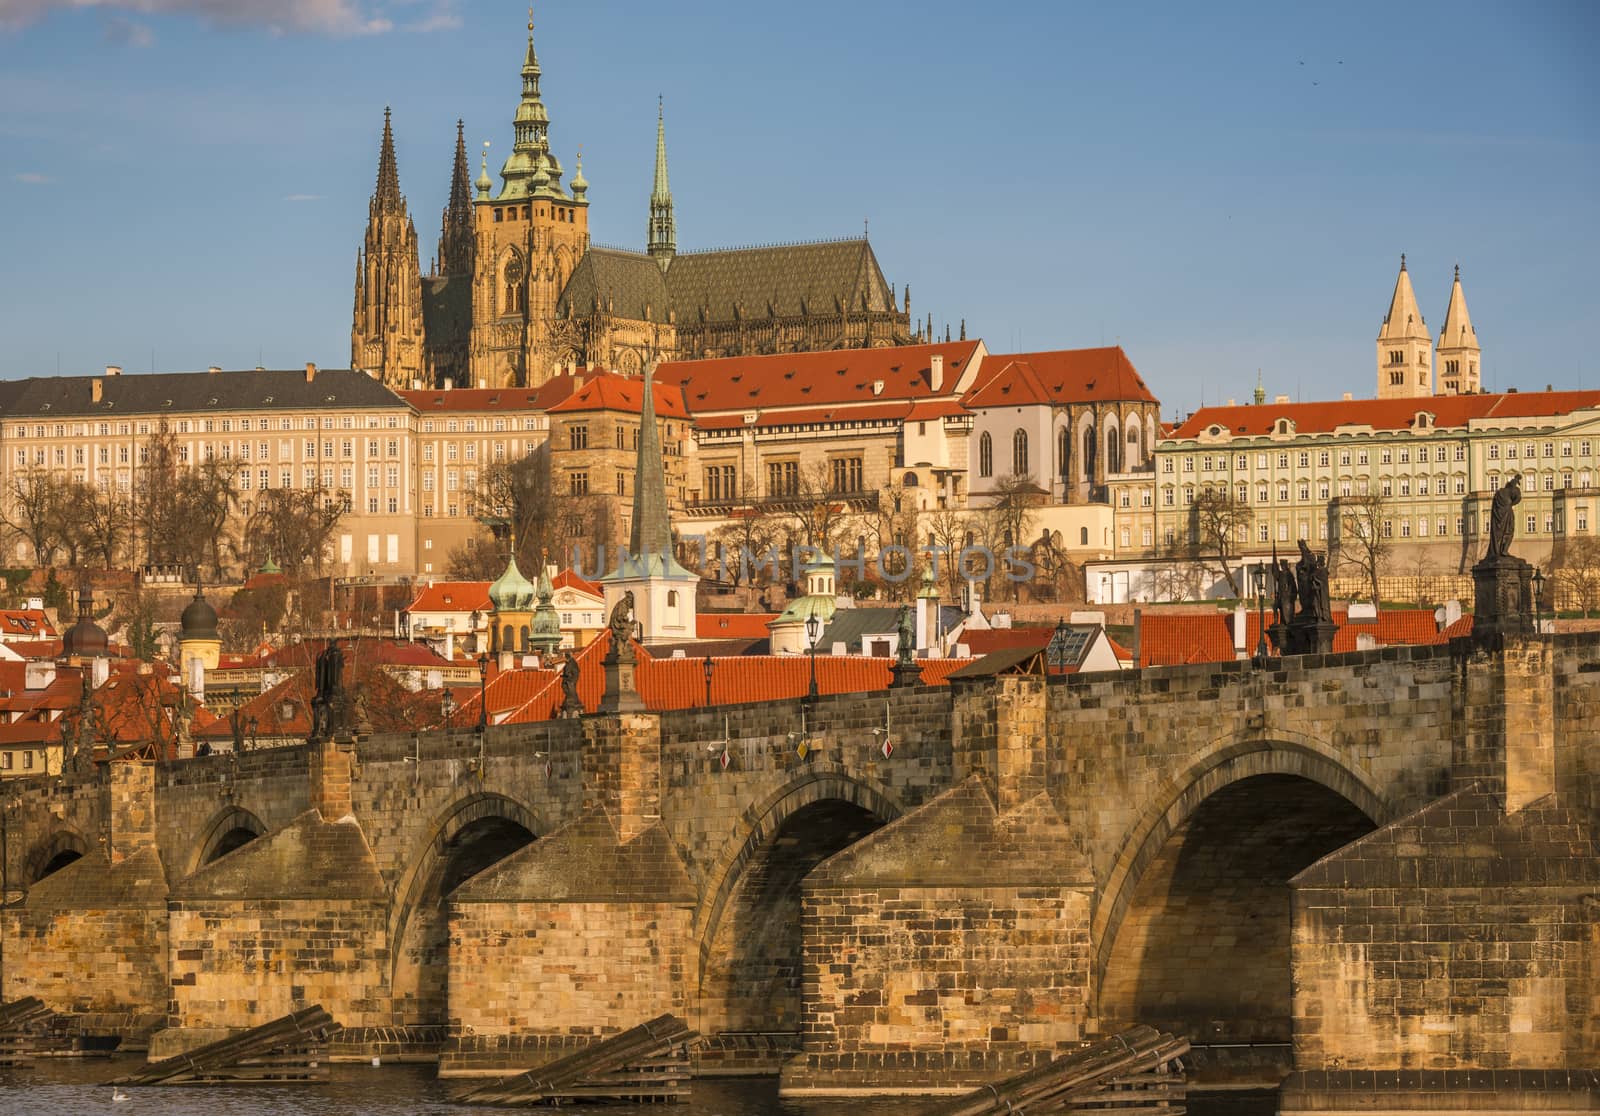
(1280, 618, 1336, 655)
(889, 658, 921, 688)
(1267, 622, 1291, 657)
(598, 643, 644, 714)
(1472, 555, 1533, 643)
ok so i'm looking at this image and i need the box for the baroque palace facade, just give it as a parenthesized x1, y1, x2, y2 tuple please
(351, 16, 914, 392)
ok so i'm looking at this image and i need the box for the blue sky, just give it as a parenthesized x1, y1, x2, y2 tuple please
(1, 1, 1595, 412)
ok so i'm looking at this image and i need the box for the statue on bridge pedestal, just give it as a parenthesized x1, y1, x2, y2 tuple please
(559, 651, 583, 717)
(1486, 474, 1521, 562)
(1295, 540, 1331, 625)
(309, 639, 346, 743)
(1472, 475, 1533, 642)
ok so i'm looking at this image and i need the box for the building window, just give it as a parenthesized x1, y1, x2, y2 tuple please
(569, 472, 589, 496)
(767, 460, 799, 497)
(978, 432, 993, 477)
(1011, 430, 1029, 476)
(569, 425, 587, 450)
(830, 456, 863, 493)
(1526, 514, 1537, 534)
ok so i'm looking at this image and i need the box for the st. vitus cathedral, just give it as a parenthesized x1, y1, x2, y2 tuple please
(352, 15, 917, 390)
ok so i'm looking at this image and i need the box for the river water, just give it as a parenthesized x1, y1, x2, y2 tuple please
(0, 1059, 1278, 1114)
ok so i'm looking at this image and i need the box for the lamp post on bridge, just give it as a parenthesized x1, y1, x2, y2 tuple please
(1252, 564, 1270, 668)
(703, 655, 714, 708)
(805, 613, 821, 702)
(477, 653, 490, 734)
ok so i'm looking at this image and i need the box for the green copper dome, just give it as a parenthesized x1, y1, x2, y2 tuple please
(489, 552, 536, 612)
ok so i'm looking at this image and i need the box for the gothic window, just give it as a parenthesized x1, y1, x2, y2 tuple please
(1058, 427, 1070, 480)
(502, 255, 526, 316)
(1081, 425, 1097, 482)
(1079, 527, 1088, 545)
(978, 432, 993, 478)
(1106, 427, 1122, 474)
(1012, 430, 1029, 477)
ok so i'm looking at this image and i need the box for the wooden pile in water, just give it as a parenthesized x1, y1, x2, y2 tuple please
(921, 1026, 1190, 1116)
(106, 1006, 337, 1086)
(457, 1014, 700, 1106)
(0, 997, 53, 1065)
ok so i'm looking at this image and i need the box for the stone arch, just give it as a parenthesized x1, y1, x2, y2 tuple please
(1094, 734, 1386, 987)
(24, 827, 89, 884)
(691, 767, 902, 1035)
(187, 804, 267, 876)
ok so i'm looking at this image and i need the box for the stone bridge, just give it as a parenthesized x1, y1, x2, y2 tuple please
(2, 636, 1596, 1103)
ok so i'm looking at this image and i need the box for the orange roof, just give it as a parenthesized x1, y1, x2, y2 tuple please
(696, 613, 780, 640)
(406, 581, 493, 614)
(3, 638, 63, 660)
(657, 341, 981, 416)
(546, 369, 690, 420)
(961, 627, 1053, 656)
(551, 569, 602, 598)
(1137, 607, 1466, 668)
(397, 376, 579, 413)
(1167, 389, 1600, 440)
(964, 347, 1155, 408)
(0, 610, 57, 639)
(906, 399, 972, 420)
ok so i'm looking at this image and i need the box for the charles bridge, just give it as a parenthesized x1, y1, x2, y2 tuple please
(1, 635, 1596, 1109)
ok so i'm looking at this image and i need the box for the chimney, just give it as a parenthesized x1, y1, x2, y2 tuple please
(91, 378, 103, 403)
(411, 379, 422, 390)
(104, 364, 122, 376)
(305, 362, 317, 383)
(477, 378, 487, 389)
(929, 354, 945, 392)
(1233, 603, 1248, 657)
(207, 365, 221, 375)
(1342, 392, 1353, 401)
(1132, 607, 1142, 667)
(443, 377, 454, 390)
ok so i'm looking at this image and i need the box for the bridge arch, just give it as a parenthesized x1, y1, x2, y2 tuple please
(1094, 735, 1385, 1059)
(24, 827, 89, 884)
(187, 805, 267, 875)
(691, 766, 902, 1037)
(389, 791, 541, 1028)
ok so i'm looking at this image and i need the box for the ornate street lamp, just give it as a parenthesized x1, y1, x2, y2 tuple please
(477, 654, 490, 733)
(1531, 568, 1546, 631)
(703, 654, 714, 708)
(1252, 565, 1270, 667)
(247, 714, 259, 751)
(805, 613, 821, 701)
(1049, 617, 1070, 677)
(441, 690, 456, 730)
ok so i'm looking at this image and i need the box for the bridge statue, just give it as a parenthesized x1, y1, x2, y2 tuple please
(559, 651, 583, 717)
(1486, 474, 1521, 560)
(309, 639, 345, 742)
(607, 592, 636, 643)
(1271, 556, 1297, 628)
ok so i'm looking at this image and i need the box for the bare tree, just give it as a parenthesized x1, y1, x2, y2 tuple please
(3, 471, 69, 565)
(1184, 489, 1254, 597)
(1337, 492, 1391, 606)
(977, 474, 1043, 601)
(244, 485, 345, 577)
(709, 503, 781, 587)
(1552, 536, 1600, 616)
(787, 462, 850, 553)
(924, 504, 974, 599)
(76, 481, 133, 568)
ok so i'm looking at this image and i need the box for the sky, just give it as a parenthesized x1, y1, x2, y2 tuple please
(0, 1, 1595, 414)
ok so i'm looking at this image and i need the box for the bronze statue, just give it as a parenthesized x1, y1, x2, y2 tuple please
(310, 639, 345, 740)
(1272, 557, 1297, 627)
(896, 604, 916, 667)
(1487, 474, 1521, 560)
(1295, 540, 1331, 624)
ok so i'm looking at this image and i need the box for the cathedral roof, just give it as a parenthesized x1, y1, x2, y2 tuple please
(557, 247, 671, 323)
(0, 368, 407, 419)
(665, 236, 895, 321)
(557, 237, 899, 330)
(545, 369, 690, 419)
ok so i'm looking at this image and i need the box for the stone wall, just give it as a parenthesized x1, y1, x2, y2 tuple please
(1290, 789, 1599, 1074)
(167, 897, 392, 1032)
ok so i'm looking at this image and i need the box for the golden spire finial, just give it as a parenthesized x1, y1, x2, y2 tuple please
(528, 4, 534, 33)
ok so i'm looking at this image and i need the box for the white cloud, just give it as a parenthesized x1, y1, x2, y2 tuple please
(283, 193, 321, 202)
(102, 14, 153, 44)
(12, 171, 52, 184)
(0, 0, 457, 36)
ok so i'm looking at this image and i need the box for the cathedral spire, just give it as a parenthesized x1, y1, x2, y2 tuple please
(648, 98, 676, 271)
(1376, 254, 1434, 399)
(374, 106, 402, 214)
(496, 7, 565, 200)
(630, 366, 672, 560)
(437, 118, 475, 277)
(1436, 263, 1481, 395)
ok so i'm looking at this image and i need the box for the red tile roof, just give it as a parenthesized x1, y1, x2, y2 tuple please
(551, 569, 602, 597)
(960, 627, 1053, 656)
(656, 341, 981, 416)
(905, 399, 972, 420)
(397, 376, 579, 413)
(1167, 389, 1600, 440)
(964, 347, 1155, 408)
(696, 613, 780, 640)
(546, 369, 690, 419)
(0, 610, 57, 639)
(406, 582, 493, 614)
(1137, 607, 1468, 667)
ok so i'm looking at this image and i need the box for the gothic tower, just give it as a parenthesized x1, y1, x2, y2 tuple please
(468, 14, 590, 389)
(1435, 265, 1481, 396)
(422, 120, 476, 388)
(1376, 254, 1433, 399)
(648, 100, 675, 271)
(351, 107, 426, 389)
